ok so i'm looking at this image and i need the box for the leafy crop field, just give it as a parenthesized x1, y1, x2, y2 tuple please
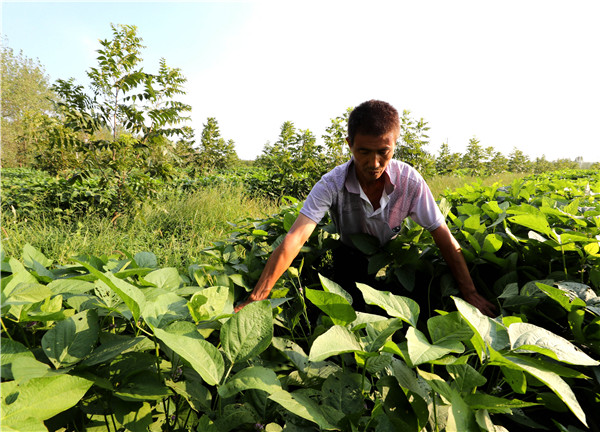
(1, 170, 600, 431)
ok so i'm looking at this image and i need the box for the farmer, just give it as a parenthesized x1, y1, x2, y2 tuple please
(235, 100, 497, 317)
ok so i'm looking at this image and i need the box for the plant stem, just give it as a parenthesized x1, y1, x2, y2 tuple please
(0, 317, 14, 340)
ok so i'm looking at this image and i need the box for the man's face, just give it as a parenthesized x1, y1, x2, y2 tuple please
(347, 131, 397, 185)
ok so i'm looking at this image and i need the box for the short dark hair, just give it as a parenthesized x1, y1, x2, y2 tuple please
(347, 100, 400, 145)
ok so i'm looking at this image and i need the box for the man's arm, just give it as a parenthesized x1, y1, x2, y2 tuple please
(430, 224, 497, 317)
(234, 214, 318, 312)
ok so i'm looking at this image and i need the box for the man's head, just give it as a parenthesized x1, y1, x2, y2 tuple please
(347, 100, 400, 146)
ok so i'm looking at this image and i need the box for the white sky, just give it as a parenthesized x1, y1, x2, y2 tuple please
(2, 1, 600, 162)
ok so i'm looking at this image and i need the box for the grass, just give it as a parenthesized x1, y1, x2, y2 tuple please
(2, 171, 528, 271)
(427, 172, 527, 199)
(1, 184, 279, 272)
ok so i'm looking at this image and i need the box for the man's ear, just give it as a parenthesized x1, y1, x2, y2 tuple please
(346, 136, 352, 148)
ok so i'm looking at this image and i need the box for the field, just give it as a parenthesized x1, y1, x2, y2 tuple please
(1, 169, 600, 431)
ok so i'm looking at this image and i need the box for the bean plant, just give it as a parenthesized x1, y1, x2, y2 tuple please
(1, 170, 599, 431)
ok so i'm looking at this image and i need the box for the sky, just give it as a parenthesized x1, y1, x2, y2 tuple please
(2, 1, 600, 162)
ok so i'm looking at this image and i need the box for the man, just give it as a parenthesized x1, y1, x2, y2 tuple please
(235, 100, 497, 317)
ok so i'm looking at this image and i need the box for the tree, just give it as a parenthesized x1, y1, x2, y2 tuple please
(435, 142, 461, 175)
(488, 151, 508, 174)
(394, 110, 435, 176)
(507, 147, 531, 173)
(197, 117, 238, 171)
(1, 42, 54, 167)
(533, 155, 553, 174)
(461, 137, 484, 175)
(322, 108, 352, 168)
(41, 23, 192, 215)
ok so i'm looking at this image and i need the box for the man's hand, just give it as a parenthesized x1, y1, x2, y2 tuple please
(234, 298, 252, 313)
(462, 290, 498, 318)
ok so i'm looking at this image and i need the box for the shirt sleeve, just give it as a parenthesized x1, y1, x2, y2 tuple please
(409, 177, 446, 231)
(300, 177, 334, 224)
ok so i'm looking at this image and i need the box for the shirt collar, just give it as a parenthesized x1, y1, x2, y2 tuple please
(344, 158, 395, 195)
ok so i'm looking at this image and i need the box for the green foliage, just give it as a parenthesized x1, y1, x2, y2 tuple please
(507, 147, 532, 173)
(0, 40, 55, 167)
(39, 23, 192, 216)
(197, 117, 239, 172)
(3, 170, 599, 431)
(394, 110, 435, 177)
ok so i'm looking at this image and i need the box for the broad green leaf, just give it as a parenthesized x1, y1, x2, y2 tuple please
(308, 325, 362, 362)
(482, 233, 503, 253)
(1, 375, 92, 427)
(453, 297, 509, 355)
(0, 339, 34, 380)
(508, 322, 599, 366)
(503, 354, 589, 427)
(134, 251, 157, 268)
(350, 233, 380, 255)
(47, 278, 95, 295)
(142, 291, 188, 328)
(114, 371, 171, 402)
(500, 366, 527, 394)
(41, 309, 99, 368)
(417, 369, 478, 431)
(508, 213, 552, 236)
(427, 312, 473, 344)
(188, 286, 229, 322)
(212, 403, 259, 432)
(221, 300, 272, 364)
(364, 318, 403, 353)
(464, 393, 539, 413)
(22, 243, 52, 268)
(321, 372, 365, 416)
(2, 269, 51, 306)
(81, 334, 149, 367)
(536, 282, 586, 312)
(142, 267, 181, 291)
(305, 288, 356, 325)
(268, 389, 337, 430)
(357, 283, 419, 327)
(113, 401, 153, 432)
(319, 273, 353, 304)
(446, 364, 487, 395)
(218, 366, 282, 398)
(153, 326, 224, 386)
(406, 327, 464, 366)
(75, 260, 146, 322)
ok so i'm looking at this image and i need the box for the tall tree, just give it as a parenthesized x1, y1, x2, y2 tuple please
(461, 137, 484, 175)
(1, 42, 54, 167)
(507, 147, 531, 173)
(322, 108, 352, 168)
(41, 23, 192, 215)
(197, 117, 238, 171)
(435, 142, 461, 175)
(394, 110, 435, 176)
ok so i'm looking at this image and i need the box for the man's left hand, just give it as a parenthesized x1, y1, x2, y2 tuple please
(462, 291, 498, 318)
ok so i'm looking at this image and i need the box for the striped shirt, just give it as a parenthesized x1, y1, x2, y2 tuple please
(300, 159, 445, 246)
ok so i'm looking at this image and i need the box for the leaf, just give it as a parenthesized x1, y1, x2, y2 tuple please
(482, 233, 503, 253)
(305, 288, 357, 325)
(508, 322, 599, 366)
(47, 278, 95, 295)
(221, 300, 273, 364)
(142, 267, 181, 291)
(406, 327, 464, 366)
(268, 389, 337, 430)
(81, 334, 148, 367)
(536, 282, 586, 312)
(22, 243, 52, 268)
(464, 393, 539, 413)
(356, 283, 419, 327)
(1, 375, 92, 428)
(508, 213, 552, 236)
(114, 371, 171, 402)
(134, 251, 157, 268)
(152, 326, 224, 386)
(364, 318, 404, 353)
(427, 312, 474, 344)
(503, 354, 589, 427)
(308, 325, 362, 362)
(0, 339, 34, 380)
(453, 297, 509, 356)
(188, 286, 229, 322)
(319, 273, 353, 304)
(218, 366, 282, 398)
(75, 260, 146, 322)
(446, 364, 487, 395)
(142, 291, 188, 328)
(41, 309, 99, 368)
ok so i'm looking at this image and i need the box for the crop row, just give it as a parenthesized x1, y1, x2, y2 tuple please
(1, 170, 599, 431)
